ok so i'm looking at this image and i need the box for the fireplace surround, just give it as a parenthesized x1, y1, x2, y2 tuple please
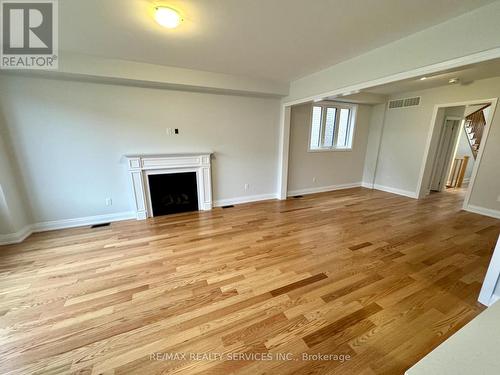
(125, 153, 213, 219)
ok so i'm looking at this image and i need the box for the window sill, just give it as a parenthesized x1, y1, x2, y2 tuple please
(307, 148, 353, 153)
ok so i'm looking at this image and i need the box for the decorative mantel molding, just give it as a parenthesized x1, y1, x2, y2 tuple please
(125, 153, 213, 220)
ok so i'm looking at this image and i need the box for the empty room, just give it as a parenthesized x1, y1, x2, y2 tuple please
(2, 1, 500, 374)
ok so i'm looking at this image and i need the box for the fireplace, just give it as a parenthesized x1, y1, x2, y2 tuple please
(148, 172, 199, 216)
(125, 153, 213, 220)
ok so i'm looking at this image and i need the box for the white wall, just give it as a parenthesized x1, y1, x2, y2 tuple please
(287, 103, 371, 194)
(0, 75, 281, 225)
(454, 126, 475, 182)
(365, 75, 500, 214)
(362, 104, 386, 186)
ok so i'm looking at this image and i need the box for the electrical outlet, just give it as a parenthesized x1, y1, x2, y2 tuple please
(244, 184, 249, 191)
(105, 198, 113, 206)
(312, 177, 317, 183)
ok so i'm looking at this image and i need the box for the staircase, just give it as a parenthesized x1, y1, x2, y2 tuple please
(464, 105, 490, 159)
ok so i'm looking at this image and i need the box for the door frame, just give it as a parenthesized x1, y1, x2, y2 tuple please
(416, 98, 498, 211)
(428, 116, 463, 192)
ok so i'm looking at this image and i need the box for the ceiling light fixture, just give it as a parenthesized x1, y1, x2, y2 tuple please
(420, 77, 427, 81)
(448, 78, 460, 84)
(155, 6, 182, 29)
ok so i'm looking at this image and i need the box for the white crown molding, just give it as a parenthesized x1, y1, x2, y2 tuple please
(287, 182, 361, 197)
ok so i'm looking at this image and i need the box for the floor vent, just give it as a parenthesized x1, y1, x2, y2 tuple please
(91, 223, 111, 229)
(222, 205, 234, 209)
(388, 96, 420, 109)
(293, 195, 304, 199)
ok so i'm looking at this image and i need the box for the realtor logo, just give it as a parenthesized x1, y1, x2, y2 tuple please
(1, 0, 58, 69)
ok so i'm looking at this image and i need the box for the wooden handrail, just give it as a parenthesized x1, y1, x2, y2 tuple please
(467, 104, 491, 117)
(465, 105, 489, 159)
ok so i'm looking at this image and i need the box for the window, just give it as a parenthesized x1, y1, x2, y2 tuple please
(309, 103, 356, 151)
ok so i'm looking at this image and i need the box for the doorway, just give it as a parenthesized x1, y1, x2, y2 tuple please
(429, 116, 462, 192)
(417, 98, 498, 209)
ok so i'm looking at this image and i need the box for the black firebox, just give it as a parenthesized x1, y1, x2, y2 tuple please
(148, 172, 199, 216)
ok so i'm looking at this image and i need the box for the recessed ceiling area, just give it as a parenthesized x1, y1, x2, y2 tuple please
(319, 57, 500, 105)
(365, 57, 500, 95)
(59, 0, 496, 82)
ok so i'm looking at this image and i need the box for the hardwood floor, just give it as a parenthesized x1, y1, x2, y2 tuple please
(1, 187, 499, 374)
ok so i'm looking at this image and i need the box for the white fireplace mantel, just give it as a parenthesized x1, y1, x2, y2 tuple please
(125, 153, 213, 220)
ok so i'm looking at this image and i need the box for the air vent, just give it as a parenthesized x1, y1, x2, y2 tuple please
(388, 99, 404, 109)
(388, 96, 420, 109)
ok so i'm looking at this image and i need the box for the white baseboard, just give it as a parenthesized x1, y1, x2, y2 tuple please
(214, 193, 278, 207)
(361, 181, 418, 199)
(465, 204, 500, 219)
(287, 182, 362, 197)
(0, 211, 136, 246)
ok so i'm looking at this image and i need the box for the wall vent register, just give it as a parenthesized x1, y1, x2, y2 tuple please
(388, 96, 421, 109)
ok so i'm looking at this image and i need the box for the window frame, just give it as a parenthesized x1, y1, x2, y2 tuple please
(307, 102, 357, 152)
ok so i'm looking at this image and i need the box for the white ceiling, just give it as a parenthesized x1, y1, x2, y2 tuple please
(59, 0, 495, 82)
(365, 58, 500, 96)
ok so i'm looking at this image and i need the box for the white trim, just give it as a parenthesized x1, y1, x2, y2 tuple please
(125, 153, 213, 219)
(33, 211, 136, 232)
(0, 225, 33, 245)
(0, 211, 136, 246)
(362, 182, 418, 199)
(464, 205, 500, 220)
(308, 102, 357, 152)
(283, 48, 500, 107)
(214, 193, 278, 207)
(478, 235, 500, 306)
(287, 182, 361, 197)
(462, 99, 498, 210)
(277, 106, 291, 200)
(415, 98, 498, 210)
(429, 116, 463, 192)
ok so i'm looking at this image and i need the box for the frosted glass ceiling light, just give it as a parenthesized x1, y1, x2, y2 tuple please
(155, 6, 182, 29)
